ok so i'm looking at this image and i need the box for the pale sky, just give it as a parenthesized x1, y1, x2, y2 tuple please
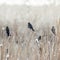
(0, 0, 60, 6)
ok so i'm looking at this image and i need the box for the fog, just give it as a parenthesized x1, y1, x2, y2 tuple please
(0, 4, 59, 25)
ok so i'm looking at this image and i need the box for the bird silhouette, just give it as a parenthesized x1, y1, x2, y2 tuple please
(28, 22, 35, 31)
(38, 36, 41, 41)
(6, 26, 10, 37)
(51, 26, 56, 35)
(35, 36, 41, 44)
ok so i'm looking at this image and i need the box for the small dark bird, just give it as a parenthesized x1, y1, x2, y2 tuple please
(28, 22, 35, 31)
(35, 36, 41, 44)
(6, 26, 10, 37)
(51, 26, 56, 35)
(38, 36, 41, 41)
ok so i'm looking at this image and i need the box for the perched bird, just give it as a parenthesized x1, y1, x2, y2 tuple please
(28, 22, 35, 31)
(35, 36, 41, 43)
(51, 26, 56, 35)
(6, 26, 10, 37)
(38, 36, 41, 41)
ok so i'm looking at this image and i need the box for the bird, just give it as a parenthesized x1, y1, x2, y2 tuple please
(35, 36, 41, 43)
(6, 26, 11, 37)
(51, 26, 56, 35)
(28, 22, 35, 31)
(38, 36, 41, 41)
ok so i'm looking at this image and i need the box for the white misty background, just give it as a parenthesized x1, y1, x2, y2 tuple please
(0, 0, 60, 6)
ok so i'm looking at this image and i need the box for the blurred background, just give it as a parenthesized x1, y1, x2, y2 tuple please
(0, 0, 60, 6)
